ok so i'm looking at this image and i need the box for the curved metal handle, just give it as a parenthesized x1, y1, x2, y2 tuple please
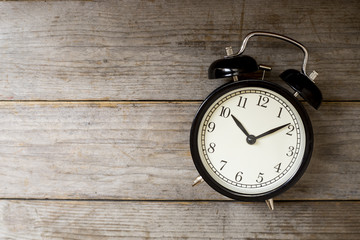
(232, 31, 309, 76)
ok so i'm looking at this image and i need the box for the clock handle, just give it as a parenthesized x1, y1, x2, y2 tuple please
(228, 31, 309, 77)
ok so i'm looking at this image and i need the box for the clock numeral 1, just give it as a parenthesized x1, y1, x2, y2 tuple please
(207, 122, 216, 132)
(237, 96, 248, 108)
(220, 160, 227, 170)
(235, 171, 243, 182)
(256, 172, 264, 183)
(277, 107, 283, 118)
(274, 163, 282, 173)
(219, 106, 231, 118)
(207, 142, 216, 153)
(256, 95, 269, 108)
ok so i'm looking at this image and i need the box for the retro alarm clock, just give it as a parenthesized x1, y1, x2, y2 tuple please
(190, 32, 322, 210)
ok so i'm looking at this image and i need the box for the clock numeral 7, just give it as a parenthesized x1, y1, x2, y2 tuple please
(219, 106, 231, 118)
(220, 160, 227, 170)
(257, 95, 269, 108)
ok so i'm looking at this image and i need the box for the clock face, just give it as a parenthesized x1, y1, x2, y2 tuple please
(190, 80, 313, 201)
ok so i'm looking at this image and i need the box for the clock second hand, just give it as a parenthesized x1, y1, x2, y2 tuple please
(255, 123, 291, 140)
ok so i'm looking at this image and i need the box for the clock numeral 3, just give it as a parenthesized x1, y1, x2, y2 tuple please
(207, 142, 216, 153)
(256, 172, 264, 183)
(235, 171, 243, 182)
(219, 106, 231, 118)
(257, 95, 269, 108)
(286, 146, 295, 157)
(207, 122, 216, 132)
(237, 96, 248, 108)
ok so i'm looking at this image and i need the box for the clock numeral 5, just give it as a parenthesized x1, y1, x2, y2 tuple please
(219, 106, 231, 118)
(256, 172, 264, 183)
(207, 142, 216, 153)
(257, 95, 269, 108)
(235, 171, 243, 182)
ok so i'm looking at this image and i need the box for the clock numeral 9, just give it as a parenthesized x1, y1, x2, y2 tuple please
(286, 146, 295, 157)
(235, 171, 243, 182)
(207, 142, 216, 153)
(207, 122, 216, 132)
(219, 106, 231, 118)
(256, 172, 264, 183)
(257, 95, 269, 108)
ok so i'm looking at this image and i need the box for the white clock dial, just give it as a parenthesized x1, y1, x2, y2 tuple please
(197, 87, 306, 195)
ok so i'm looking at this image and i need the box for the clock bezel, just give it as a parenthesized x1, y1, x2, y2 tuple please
(190, 80, 314, 201)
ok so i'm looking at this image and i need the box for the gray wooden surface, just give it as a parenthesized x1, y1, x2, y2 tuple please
(0, 0, 359, 239)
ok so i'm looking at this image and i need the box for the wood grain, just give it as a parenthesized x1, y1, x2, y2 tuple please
(0, 102, 358, 200)
(0, 200, 358, 239)
(0, 0, 358, 101)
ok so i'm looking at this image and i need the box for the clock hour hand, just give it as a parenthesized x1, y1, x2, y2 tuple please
(255, 123, 290, 140)
(231, 114, 250, 137)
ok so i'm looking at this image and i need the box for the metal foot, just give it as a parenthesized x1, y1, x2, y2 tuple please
(265, 198, 274, 211)
(192, 175, 204, 187)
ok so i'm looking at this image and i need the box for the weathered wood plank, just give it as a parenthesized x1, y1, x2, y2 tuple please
(0, 0, 358, 101)
(0, 200, 358, 239)
(0, 102, 358, 200)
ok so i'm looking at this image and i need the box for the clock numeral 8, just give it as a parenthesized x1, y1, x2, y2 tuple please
(207, 142, 216, 153)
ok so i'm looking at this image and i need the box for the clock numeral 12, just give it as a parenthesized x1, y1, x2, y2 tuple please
(237, 96, 248, 108)
(257, 95, 269, 108)
(219, 106, 231, 118)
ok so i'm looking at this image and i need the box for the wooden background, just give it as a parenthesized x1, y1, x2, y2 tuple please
(0, 0, 359, 239)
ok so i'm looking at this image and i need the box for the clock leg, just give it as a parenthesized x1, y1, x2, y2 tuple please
(265, 198, 275, 211)
(192, 175, 204, 187)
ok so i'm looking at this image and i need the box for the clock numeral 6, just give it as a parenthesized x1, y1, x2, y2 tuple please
(219, 106, 231, 118)
(257, 95, 269, 108)
(235, 171, 243, 182)
(207, 142, 216, 153)
(207, 122, 216, 133)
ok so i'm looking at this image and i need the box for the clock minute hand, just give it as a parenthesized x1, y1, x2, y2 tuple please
(231, 114, 250, 137)
(255, 123, 290, 140)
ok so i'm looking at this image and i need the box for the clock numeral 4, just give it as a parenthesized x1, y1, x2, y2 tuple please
(207, 142, 216, 153)
(256, 172, 264, 183)
(219, 106, 231, 118)
(257, 95, 269, 108)
(235, 171, 243, 182)
(207, 122, 216, 133)
(237, 96, 248, 108)
(274, 163, 282, 173)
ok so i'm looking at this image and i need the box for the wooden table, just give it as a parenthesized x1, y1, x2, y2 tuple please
(0, 0, 359, 239)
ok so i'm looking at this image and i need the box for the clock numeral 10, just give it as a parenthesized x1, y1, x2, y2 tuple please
(219, 106, 231, 118)
(237, 96, 248, 108)
(257, 95, 269, 108)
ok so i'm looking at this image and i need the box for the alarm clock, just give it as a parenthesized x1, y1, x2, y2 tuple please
(190, 32, 322, 210)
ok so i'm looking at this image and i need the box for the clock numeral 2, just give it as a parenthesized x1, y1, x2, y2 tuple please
(219, 106, 231, 118)
(286, 125, 295, 136)
(257, 95, 269, 108)
(235, 171, 243, 182)
(237, 96, 248, 108)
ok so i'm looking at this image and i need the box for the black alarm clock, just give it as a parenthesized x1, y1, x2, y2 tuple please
(190, 32, 322, 210)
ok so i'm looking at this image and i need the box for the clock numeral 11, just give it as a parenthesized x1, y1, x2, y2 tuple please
(237, 96, 248, 108)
